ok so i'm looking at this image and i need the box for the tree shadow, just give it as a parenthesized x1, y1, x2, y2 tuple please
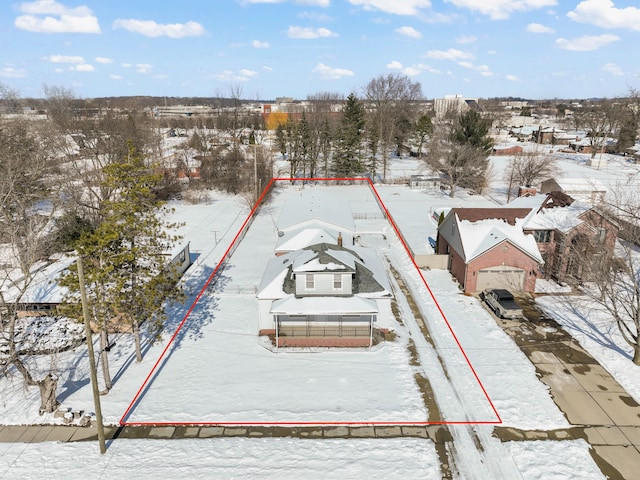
(540, 294, 631, 360)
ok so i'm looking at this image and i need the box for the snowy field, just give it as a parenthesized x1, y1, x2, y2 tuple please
(4, 148, 637, 478)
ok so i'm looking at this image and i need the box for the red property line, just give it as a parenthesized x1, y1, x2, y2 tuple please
(119, 177, 501, 427)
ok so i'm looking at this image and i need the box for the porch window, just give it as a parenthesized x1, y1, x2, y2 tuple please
(333, 274, 342, 289)
(306, 274, 314, 290)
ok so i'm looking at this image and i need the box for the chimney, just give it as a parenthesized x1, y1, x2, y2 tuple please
(517, 186, 536, 197)
(337, 232, 343, 247)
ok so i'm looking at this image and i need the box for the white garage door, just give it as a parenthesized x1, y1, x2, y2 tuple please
(476, 266, 525, 291)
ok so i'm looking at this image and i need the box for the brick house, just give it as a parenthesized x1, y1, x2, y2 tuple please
(517, 192, 619, 283)
(436, 208, 543, 293)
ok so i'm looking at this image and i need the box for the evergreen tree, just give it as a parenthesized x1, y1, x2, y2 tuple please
(332, 93, 365, 178)
(62, 143, 183, 389)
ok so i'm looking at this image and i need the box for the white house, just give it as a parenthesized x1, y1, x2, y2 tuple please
(256, 241, 392, 347)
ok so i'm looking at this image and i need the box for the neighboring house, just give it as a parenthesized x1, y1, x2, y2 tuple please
(2, 242, 192, 315)
(510, 192, 619, 283)
(274, 190, 355, 255)
(436, 208, 543, 293)
(540, 177, 606, 205)
(409, 174, 442, 191)
(256, 241, 393, 347)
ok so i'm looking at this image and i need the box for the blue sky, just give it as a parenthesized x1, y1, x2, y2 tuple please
(1, 0, 639, 100)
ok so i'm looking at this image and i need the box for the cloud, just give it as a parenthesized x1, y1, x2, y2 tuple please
(556, 34, 620, 51)
(113, 19, 205, 38)
(506, 74, 519, 81)
(15, 0, 100, 33)
(43, 54, 85, 63)
(312, 62, 354, 79)
(244, 0, 330, 4)
(252, 40, 270, 48)
(70, 64, 94, 72)
(457, 61, 493, 76)
(425, 48, 474, 61)
(348, 0, 431, 15)
(456, 35, 476, 44)
(387, 60, 439, 76)
(95, 56, 112, 64)
(287, 26, 338, 38)
(0, 67, 27, 78)
(109, 74, 122, 80)
(602, 62, 623, 76)
(526, 23, 554, 33)
(298, 11, 334, 21)
(445, 0, 557, 20)
(396, 26, 422, 38)
(210, 69, 259, 82)
(136, 64, 153, 74)
(568, 0, 640, 31)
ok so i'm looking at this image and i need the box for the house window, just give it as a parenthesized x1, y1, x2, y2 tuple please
(533, 230, 552, 243)
(596, 227, 607, 244)
(306, 274, 314, 290)
(333, 274, 342, 289)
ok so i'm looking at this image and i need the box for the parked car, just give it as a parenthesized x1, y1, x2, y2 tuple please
(483, 289, 523, 319)
(428, 236, 437, 250)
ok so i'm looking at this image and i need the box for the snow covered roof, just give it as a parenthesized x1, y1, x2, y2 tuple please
(277, 189, 355, 233)
(523, 202, 593, 234)
(456, 216, 543, 263)
(275, 226, 339, 253)
(271, 295, 378, 315)
(257, 242, 391, 299)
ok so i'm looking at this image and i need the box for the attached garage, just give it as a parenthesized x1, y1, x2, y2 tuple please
(476, 266, 525, 291)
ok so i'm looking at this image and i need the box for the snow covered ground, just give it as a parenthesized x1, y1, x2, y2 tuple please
(5, 147, 638, 477)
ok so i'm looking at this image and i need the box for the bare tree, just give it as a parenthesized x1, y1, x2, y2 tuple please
(0, 117, 61, 413)
(504, 150, 559, 200)
(573, 100, 622, 158)
(364, 73, 423, 181)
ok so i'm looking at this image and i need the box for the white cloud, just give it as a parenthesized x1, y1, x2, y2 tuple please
(457, 61, 493, 76)
(0, 67, 27, 78)
(387, 60, 403, 69)
(298, 11, 333, 21)
(153, 74, 168, 80)
(506, 74, 519, 81)
(348, 0, 431, 15)
(239, 69, 259, 77)
(70, 63, 94, 72)
(568, 0, 640, 31)
(109, 74, 122, 80)
(287, 26, 338, 38)
(456, 35, 476, 44)
(136, 63, 153, 74)
(445, 0, 557, 20)
(312, 62, 354, 79)
(425, 48, 474, 61)
(526, 23, 554, 33)
(556, 34, 620, 51)
(95, 56, 112, 64)
(252, 40, 270, 48)
(396, 26, 422, 38)
(386, 61, 438, 76)
(244, 0, 330, 4)
(602, 62, 623, 76)
(113, 19, 205, 38)
(43, 54, 85, 63)
(15, 0, 100, 33)
(262, 65, 274, 72)
(121, 63, 132, 68)
(210, 69, 259, 82)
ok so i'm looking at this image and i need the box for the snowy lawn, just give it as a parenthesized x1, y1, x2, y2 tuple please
(0, 437, 440, 480)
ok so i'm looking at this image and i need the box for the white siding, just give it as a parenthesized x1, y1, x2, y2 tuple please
(295, 272, 352, 296)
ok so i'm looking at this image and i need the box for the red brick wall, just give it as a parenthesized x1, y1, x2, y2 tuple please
(465, 240, 540, 292)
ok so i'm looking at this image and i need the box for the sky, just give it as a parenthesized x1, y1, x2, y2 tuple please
(1, 0, 640, 101)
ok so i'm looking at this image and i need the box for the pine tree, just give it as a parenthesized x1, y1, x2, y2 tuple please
(62, 143, 183, 389)
(332, 93, 365, 178)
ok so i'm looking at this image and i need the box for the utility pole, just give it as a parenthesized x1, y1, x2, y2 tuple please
(77, 256, 107, 454)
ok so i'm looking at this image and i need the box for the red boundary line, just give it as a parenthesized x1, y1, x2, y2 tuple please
(119, 177, 502, 427)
